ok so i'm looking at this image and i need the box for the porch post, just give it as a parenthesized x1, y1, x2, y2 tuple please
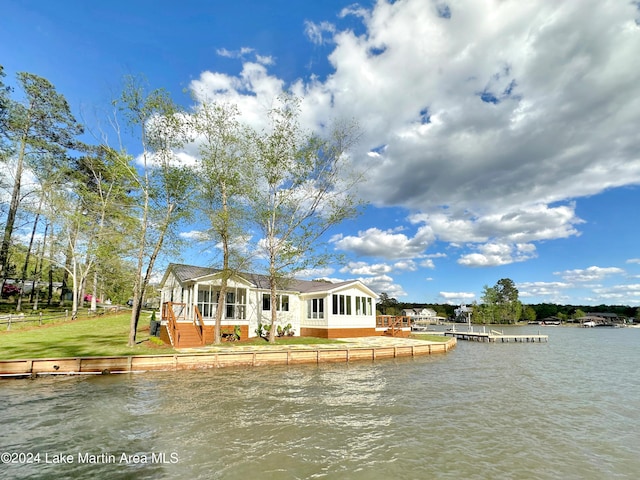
(193, 282, 199, 320)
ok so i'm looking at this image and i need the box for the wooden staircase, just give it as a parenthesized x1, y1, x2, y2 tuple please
(162, 302, 205, 348)
(172, 323, 206, 348)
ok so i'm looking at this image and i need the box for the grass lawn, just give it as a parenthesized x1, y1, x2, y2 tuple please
(410, 333, 450, 343)
(0, 312, 172, 360)
(0, 306, 449, 361)
(0, 312, 346, 360)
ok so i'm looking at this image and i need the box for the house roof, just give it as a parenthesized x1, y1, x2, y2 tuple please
(170, 264, 220, 283)
(586, 312, 618, 318)
(162, 263, 378, 297)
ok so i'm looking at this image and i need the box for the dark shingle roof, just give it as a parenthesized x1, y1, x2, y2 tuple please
(170, 264, 220, 283)
(166, 263, 371, 295)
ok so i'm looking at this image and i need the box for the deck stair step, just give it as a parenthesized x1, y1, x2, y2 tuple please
(174, 323, 204, 348)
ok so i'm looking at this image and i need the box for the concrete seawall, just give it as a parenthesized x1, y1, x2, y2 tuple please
(0, 337, 456, 378)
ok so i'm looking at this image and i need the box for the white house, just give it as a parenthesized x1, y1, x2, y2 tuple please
(158, 263, 379, 347)
(401, 307, 447, 323)
(402, 307, 437, 318)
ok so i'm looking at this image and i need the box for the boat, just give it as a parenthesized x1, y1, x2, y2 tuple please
(582, 321, 596, 328)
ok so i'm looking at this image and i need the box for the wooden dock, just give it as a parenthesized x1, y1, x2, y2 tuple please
(444, 329, 548, 343)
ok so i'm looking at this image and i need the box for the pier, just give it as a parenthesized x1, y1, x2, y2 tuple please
(444, 329, 548, 343)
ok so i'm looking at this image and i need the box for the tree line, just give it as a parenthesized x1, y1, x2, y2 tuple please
(0, 65, 362, 345)
(378, 278, 639, 324)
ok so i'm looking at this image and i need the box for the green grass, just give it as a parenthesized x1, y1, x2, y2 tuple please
(0, 313, 173, 360)
(0, 307, 447, 362)
(410, 333, 450, 342)
(0, 312, 344, 361)
(0, 300, 132, 331)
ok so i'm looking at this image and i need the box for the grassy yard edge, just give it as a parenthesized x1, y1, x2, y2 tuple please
(0, 312, 449, 361)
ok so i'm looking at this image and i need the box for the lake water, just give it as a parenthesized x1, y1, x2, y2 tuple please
(2, 326, 639, 479)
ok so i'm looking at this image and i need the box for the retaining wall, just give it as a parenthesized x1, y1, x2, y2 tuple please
(0, 338, 456, 378)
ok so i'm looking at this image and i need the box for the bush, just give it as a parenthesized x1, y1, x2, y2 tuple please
(255, 322, 264, 338)
(277, 323, 294, 337)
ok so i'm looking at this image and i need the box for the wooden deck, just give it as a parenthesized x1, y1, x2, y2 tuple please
(444, 329, 548, 343)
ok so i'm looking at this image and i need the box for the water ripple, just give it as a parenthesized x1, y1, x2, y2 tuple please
(2, 327, 640, 479)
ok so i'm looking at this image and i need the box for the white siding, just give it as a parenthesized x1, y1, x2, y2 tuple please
(302, 285, 376, 330)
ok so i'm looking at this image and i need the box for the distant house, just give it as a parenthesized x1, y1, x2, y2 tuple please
(158, 263, 379, 347)
(581, 312, 620, 326)
(401, 307, 446, 323)
(402, 307, 437, 318)
(586, 312, 618, 321)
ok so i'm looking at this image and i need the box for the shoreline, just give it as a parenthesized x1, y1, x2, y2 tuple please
(0, 337, 457, 379)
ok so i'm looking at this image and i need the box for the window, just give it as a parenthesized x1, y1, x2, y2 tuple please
(226, 291, 235, 318)
(198, 287, 246, 319)
(234, 289, 246, 319)
(197, 288, 216, 318)
(280, 295, 289, 312)
(332, 294, 352, 315)
(307, 298, 324, 319)
(262, 293, 289, 311)
(262, 294, 271, 311)
(355, 296, 371, 315)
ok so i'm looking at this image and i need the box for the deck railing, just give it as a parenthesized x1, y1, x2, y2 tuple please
(376, 315, 412, 337)
(162, 302, 206, 347)
(193, 305, 205, 345)
(162, 302, 181, 346)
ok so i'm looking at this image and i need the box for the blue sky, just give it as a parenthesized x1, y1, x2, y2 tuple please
(2, 0, 640, 306)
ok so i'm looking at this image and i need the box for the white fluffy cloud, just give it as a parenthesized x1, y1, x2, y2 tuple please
(592, 284, 640, 302)
(332, 225, 434, 260)
(340, 261, 393, 276)
(359, 274, 407, 299)
(439, 291, 476, 302)
(179, 230, 209, 241)
(555, 266, 626, 283)
(189, 0, 640, 269)
(304, 20, 336, 46)
(518, 281, 571, 298)
(458, 242, 537, 267)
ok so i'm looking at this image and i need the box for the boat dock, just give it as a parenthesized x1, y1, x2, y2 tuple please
(444, 329, 548, 343)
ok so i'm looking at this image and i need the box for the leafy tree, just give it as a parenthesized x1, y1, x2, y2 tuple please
(245, 95, 362, 343)
(0, 70, 83, 287)
(479, 278, 521, 323)
(532, 303, 558, 319)
(58, 146, 135, 315)
(573, 308, 586, 319)
(478, 285, 499, 323)
(377, 292, 399, 315)
(116, 76, 194, 346)
(0, 65, 12, 161)
(523, 305, 537, 322)
(192, 101, 252, 344)
(14, 195, 44, 312)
